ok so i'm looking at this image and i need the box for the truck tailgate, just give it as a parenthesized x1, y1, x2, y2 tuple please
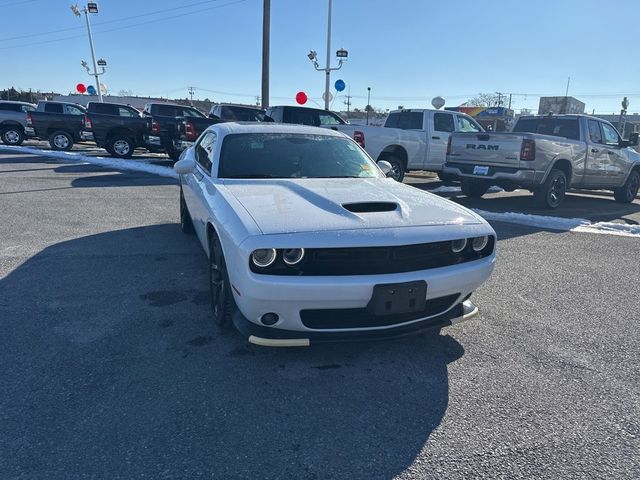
(448, 132, 525, 167)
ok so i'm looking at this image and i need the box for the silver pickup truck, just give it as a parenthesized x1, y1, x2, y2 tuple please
(0, 100, 36, 146)
(444, 114, 640, 208)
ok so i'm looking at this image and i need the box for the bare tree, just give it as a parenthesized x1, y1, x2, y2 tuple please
(463, 93, 505, 107)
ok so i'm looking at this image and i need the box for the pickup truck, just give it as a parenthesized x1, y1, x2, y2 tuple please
(175, 104, 267, 153)
(443, 114, 640, 208)
(265, 105, 346, 127)
(141, 102, 207, 160)
(0, 100, 36, 146)
(317, 108, 483, 182)
(83, 102, 148, 158)
(26, 101, 92, 151)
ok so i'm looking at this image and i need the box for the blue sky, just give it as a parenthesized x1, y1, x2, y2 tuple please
(1, 0, 639, 113)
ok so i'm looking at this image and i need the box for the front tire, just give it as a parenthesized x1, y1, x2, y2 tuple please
(1, 126, 25, 146)
(49, 131, 73, 151)
(613, 170, 640, 203)
(461, 178, 490, 198)
(209, 235, 236, 331)
(179, 187, 194, 234)
(534, 168, 566, 209)
(108, 136, 134, 158)
(383, 155, 405, 182)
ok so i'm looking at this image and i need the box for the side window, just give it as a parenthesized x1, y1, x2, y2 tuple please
(433, 113, 455, 132)
(118, 107, 139, 117)
(195, 131, 216, 174)
(64, 105, 84, 115)
(287, 108, 317, 126)
(601, 123, 620, 146)
(456, 115, 482, 133)
(319, 112, 341, 125)
(44, 103, 63, 113)
(94, 103, 117, 115)
(266, 107, 282, 122)
(588, 120, 603, 144)
(21, 105, 36, 112)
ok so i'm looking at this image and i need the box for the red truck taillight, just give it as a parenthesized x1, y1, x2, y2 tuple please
(184, 121, 196, 141)
(520, 139, 536, 161)
(446, 136, 452, 155)
(83, 115, 92, 129)
(150, 119, 160, 134)
(353, 130, 365, 148)
(26, 113, 33, 126)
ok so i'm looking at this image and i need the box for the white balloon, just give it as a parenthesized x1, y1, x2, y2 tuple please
(431, 96, 445, 109)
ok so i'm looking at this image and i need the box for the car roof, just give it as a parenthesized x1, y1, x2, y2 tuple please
(0, 100, 35, 106)
(209, 122, 346, 137)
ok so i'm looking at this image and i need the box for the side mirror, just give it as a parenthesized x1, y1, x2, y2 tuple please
(174, 155, 195, 174)
(629, 132, 639, 146)
(377, 160, 393, 177)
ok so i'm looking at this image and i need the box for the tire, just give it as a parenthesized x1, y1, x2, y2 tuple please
(108, 136, 134, 158)
(437, 171, 458, 184)
(383, 155, 405, 182)
(209, 235, 236, 331)
(48, 131, 73, 151)
(613, 170, 640, 203)
(533, 168, 567, 209)
(461, 178, 490, 198)
(167, 146, 181, 162)
(180, 187, 194, 234)
(1, 126, 25, 146)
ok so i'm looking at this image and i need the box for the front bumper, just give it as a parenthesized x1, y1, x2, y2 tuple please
(236, 300, 479, 347)
(444, 162, 539, 185)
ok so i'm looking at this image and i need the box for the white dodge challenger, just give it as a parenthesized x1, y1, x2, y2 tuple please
(175, 122, 496, 347)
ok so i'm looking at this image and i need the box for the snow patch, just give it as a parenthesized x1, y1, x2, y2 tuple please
(473, 209, 640, 238)
(0, 145, 178, 179)
(429, 185, 504, 194)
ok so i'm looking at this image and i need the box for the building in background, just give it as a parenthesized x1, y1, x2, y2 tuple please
(538, 96, 585, 115)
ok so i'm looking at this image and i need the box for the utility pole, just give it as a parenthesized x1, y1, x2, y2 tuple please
(495, 92, 503, 107)
(366, 87, 371, 125)
(188, 86, 195, 104)
(261, 0, 270, 109)
(508, 93, 512, 110)
(344, 88, 352, 113)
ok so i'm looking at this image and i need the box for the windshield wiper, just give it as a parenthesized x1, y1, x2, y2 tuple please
(319, 175, 360, 178)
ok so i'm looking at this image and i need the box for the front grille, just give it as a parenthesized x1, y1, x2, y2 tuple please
(300, 293, 460, 329)
(250, 237, 494, 276)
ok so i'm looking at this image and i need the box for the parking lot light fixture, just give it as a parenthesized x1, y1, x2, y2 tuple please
(71, 3, 105, 102)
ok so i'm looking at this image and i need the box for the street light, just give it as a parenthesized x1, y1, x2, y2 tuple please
(71, 3, 105, 102)
(307, 0, 348, 110)
(366, 87, 371, 125)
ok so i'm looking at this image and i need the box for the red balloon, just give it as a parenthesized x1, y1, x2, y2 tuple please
(295, 91, 307, 105)
(76, 83, 87, 94)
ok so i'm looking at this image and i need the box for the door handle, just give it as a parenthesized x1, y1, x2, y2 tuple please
(607, 151, 615, 155)
(432, 136, 440, 140)
(591, 148, 599, 153)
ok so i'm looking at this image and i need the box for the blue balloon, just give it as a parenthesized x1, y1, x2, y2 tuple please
(334, 79, 346, 92)
(87, 85, 96, 95)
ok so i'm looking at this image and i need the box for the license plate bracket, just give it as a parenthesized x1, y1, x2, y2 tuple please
(473, 165, 489, 175)
(366, 280, 427, 317)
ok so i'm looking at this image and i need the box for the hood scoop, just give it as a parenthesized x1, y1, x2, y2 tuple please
(342, 202, 398, 213)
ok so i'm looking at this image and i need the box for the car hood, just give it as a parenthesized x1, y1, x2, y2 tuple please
(221, 178, 482, 235)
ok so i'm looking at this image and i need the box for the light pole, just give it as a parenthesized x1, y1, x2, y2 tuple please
(366, 87, 371, 125)
(619, 96, 629, 137)
(72, 3, 105, 102)
(307, 0, 348, 110)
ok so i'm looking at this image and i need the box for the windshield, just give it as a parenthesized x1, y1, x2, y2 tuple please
(183, 107, 205, 118)
(218, 133, 382, 179)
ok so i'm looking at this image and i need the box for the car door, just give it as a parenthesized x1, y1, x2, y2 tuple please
(187, 131, 217, 245)
(600, 122, 628, 186)
(426, 112, 455, 171)
(584, 119, 608, 186)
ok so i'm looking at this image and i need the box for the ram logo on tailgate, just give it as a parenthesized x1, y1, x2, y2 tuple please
(466, 144, 499, 150)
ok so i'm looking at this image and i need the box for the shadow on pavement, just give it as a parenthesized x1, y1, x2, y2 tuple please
(0, 224, 463, 479)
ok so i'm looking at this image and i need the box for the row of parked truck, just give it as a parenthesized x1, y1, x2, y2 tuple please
(2, 97, 639, 208)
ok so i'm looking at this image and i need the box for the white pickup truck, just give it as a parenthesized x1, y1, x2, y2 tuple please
(334, 108, 484, 181)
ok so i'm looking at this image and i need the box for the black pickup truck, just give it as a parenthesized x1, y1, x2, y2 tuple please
(26, 101, 91, 151)
(265, 105, 347, 127)
(141, 102, 207, 160)
(83, 102, 147, 158)
(175, 104, 267, 153)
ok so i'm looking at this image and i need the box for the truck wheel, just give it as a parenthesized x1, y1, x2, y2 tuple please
(461, 179, 490, 198)
(49, 131, 73, 151)
(209, 235, 236, 331)
(533, 168, 566, 209)
(180, 187, 195, 234)
(383, 156, 405, 182)
(613, 170, 640, 203)
(108, 136, 134, 158)
(1, 126, 25, 146)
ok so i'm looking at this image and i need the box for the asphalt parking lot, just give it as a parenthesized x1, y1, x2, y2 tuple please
(1, 148, 639, 479)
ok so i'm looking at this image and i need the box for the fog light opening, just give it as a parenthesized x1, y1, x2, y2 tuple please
(261, 312, 279, 326)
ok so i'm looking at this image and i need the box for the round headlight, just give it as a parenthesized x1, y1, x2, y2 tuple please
(472, 236, 489, 252)
(451, 238, 468, 253)
(282, 248, 305, 265)
(251, 248, 277, 268)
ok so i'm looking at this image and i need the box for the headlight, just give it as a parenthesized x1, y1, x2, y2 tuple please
(451, 238, 467, 253)
(472, 236, 489, 252)
(251, 248, 277, 267)
(282, 248, 305, 265)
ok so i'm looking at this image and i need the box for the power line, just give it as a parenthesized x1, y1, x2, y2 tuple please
(0, 0, 40, 8)
(0, 0, 246, 50)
